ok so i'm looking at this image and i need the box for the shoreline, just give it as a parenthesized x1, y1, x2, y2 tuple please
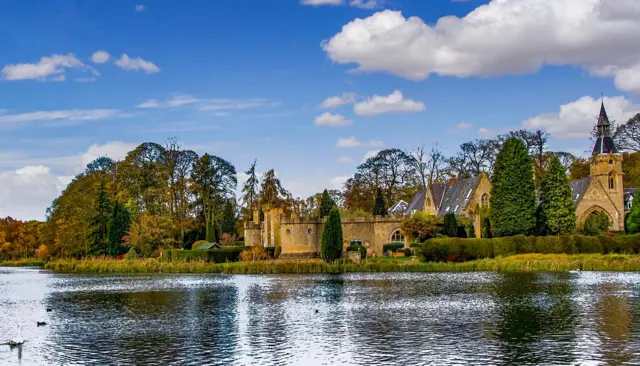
(17, 253, 640, 274)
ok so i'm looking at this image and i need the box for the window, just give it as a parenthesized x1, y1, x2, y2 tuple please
(481, 193, 489, 207)
(286, 229, 291, 235)
(307, 228, 313, 235)
(609, 173, 616, 190)
(426, 198, 431, 207)
(390, 229, 404, 243)
(609, 159, 614, 165)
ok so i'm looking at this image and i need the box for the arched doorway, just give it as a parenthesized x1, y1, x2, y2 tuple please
(580, 206, 612, 228)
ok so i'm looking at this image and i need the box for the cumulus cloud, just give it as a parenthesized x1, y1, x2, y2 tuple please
(91, 50, 110, 64)
(336, 137, 383, 148)
(320, 92, 357, 108)
(322, 1, 640, 91)
(354, 90, 425, 116)
(115, 54, 160, 73)
(314, 112, 353, 127)
(1, 54, 93, 81)
(522, 96, 640, 140)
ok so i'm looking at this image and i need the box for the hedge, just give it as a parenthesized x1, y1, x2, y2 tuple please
(163, 246, 244, 263)
(346, 244, 367, 260)
(383, 243, 405, 253)
(422, 234, 640, 262)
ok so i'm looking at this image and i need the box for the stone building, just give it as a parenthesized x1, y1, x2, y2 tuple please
(244, 101, 633, 256)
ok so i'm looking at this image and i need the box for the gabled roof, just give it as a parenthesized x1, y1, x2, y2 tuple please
(570, 177, 591, 205)
(433, 176, 481, 217)
(405, 189, 426, 214)
(388, 199, 408, 213)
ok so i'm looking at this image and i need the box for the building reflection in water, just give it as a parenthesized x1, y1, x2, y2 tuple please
(596, 283, 633, 364)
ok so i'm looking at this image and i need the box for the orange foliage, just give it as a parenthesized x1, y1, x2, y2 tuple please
(240, 246, 269, 261)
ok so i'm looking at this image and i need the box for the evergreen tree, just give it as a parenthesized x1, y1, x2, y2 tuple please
(482, 216, 492, 238)
(241, 160, 260, 213)
(468, 222, 476, 238)
(319, 189, 336, 217)
(107, 200, 131, 256)
(221, 200, 236, 235)
(456, 225, 468, 238)
(539, 155, 576, 235)
(321, 207, 343, 263)
(373, 187, 387, 216)
(490, 138, 537, 236)
(584, 212, 610, 236)
(443, 213, 458, 237)
(626, 194, 640, 234)
(88, 180, 111, 255)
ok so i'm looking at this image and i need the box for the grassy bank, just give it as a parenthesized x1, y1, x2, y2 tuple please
(0, 258, 45, 267)
(44, 253, 640, 274)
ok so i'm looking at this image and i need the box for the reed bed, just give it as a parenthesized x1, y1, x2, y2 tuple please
(43, 253, 640, 274)
(0, 259, 45, 267)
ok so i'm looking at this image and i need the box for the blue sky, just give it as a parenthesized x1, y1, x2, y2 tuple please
(1, 0, 640, 220)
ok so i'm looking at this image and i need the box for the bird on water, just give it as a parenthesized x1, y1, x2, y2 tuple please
(6, 325, 24, 346)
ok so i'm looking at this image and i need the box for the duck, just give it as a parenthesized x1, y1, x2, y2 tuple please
(569, 269, 581, 273)
(7, 325, 24, 346)
(37, 322, 46, 327)
(46, 308, 52, 312)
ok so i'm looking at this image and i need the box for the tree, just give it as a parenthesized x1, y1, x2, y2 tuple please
(321, 207, 343, 263)
(569, 158, 591, 180)
(373, 187, 387, 216)
(260, 169, 291, 208)
(538, 155, 576, 235)
(319, 189, 336, 217)
(409, 143, 445, 189)
(400, 211, 437, 242)
(614, 113, 640, 151)
(482, 216, 492, 238)
(584, 212, 610, 236)
(456, 225, 468, 238)
(88, 180, 112, 255)
(241, 160, 260, 213)
(107, 200, 131, 256)
(221, 200, 236, 235)
(490, 138, 537, 236)
(468, 222, 476, 238)
(443, 213, 458, 237)
(626, 194, 640, 234)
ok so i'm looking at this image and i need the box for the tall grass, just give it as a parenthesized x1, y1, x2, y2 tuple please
(44, 253, 640, 274)
(0, 258, 45, 267)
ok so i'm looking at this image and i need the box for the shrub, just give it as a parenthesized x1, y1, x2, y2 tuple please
(403, 248, 412, 257)
(151, 248, 163, 258)
(192, 240, 209, 250)
(219, 233, 238, 246)
(274, 246, 282, 259)
(240, 246, 269, 261)
(383, 243, 405, 252)
(125, 247, 138, 260)
(346, 244, 367, 260)
(265, 247, 276, 258)
(170, 246, 244, 263)
(235, 241, 245, 246)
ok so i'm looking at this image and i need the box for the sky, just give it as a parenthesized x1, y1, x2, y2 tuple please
(1, 0, 640, 221)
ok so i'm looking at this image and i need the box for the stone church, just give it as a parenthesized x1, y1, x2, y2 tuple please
(245, 102, 634, 256)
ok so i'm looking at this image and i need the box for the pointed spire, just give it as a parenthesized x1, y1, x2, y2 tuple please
(596, 96, 611, 138)
(592, 97, 618, 155)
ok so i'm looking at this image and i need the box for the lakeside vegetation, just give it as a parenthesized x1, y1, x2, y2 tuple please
(42, 253, 640, 274)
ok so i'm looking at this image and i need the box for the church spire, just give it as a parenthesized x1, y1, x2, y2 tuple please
(592, 98, 618, 155)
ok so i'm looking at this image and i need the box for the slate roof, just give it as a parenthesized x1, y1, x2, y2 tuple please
(433, 176, 481, 217)
(593, 102, 619, 155)
(388, 200, 408, 214)
(569, 177, 591, 205)
(405, 189, 426, 215)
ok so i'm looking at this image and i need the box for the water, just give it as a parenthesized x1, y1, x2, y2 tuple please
(1, 268, 640, 365)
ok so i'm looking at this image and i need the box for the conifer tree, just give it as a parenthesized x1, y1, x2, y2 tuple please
(490, 138, 537, 236)
(482, 216, 492, 238)
(319, 189, 336, 217)
(468, 222, 476, 238)
(321, 207, 343, 263)
(373, 187, 387, 216)
(88, 180, 111, 255)
(107, 200, 131, 256)
(221, 200, 236, 235)
(539, 155, 576, 235)
(443, 213, 458, 237)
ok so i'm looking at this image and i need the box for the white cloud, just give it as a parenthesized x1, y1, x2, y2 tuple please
(91, 50, 110, 64)
(137, 95, 200, 108)
(0, 166, 69, 221)
(314, 112, 353, 127)
(322, 2, 640, 91)
(336, 137, 384, 148)
(1, 54, 91, 81)
(354, 90, 425, 116)
(0, 109, 122, 126)
(349, 0, 382, 9)
(115, 54, 160, 73)
(362, 149, 381, 162)
(338, 156, 353, 163)
(320, 92, 356, 108)
(522, 95, 640, 140)
(74, 77, 97, 83)
(456, 122, 473, 130)
(79, 141, 137, 170)
(198, 98, 279, 112)
(478, 127, 496, 137)
(135, 4, 146, 12)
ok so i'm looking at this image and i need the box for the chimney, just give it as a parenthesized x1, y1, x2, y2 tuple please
(448, 177, 457, 185)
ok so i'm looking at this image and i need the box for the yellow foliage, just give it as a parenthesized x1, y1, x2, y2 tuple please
(240, 246, 269, 262)
(36, 244, 50, 260)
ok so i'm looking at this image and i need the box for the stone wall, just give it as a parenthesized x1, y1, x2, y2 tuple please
(465, 173, 491, 238)
(576, 178, 625, 231)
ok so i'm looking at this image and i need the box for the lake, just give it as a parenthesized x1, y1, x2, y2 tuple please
(1, 267, 640, 365)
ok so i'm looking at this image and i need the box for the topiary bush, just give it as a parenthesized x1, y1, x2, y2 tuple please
(192, 240, 210, 250)
(382, 243, 404, 252)
(346, 244, 367, 260)
(402, 248, 412, 257)
(124, 247, 138, 260)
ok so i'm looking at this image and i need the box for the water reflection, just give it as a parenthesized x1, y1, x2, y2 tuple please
(1, 268, 640, 365)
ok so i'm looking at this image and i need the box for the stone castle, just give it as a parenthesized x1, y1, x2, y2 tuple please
(245, 102, 636, 256)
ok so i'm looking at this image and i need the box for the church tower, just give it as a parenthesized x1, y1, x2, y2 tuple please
(590, 100, 625, 230)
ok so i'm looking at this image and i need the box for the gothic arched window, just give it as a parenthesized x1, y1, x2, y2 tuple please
(608, 173, 616, 190)
(390, 229, 404, 243)
(481, 193, 489, 207)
